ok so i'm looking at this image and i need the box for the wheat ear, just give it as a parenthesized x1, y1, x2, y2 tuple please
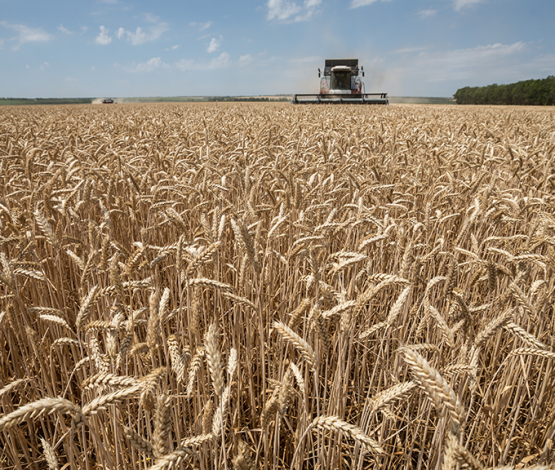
(154, 395, 172, 457)
(123, 425, 156, 458)
(370, 381, 417, 412)
(503, 322, 546, 350)
(311, 415, 384, 454)
(0, 398, 82, 431)
(273, 321, 316, 371)
(401, 348, 463, 435)
(205, 323, 225, 398)
(40, 438, 59, 470)
(0, 378, 29, 399)
(186, 347, 205, 399)
(82, 384, 143, 417)
(233, 438, 256, 470)
(150, 447, 197, 470)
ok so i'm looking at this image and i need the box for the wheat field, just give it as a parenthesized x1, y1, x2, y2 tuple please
(0, 102, 554, 470)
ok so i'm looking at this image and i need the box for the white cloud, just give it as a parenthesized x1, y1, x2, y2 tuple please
(394, 46, 429, 54)
(392, 42, 528, 83)
(166, 45, 180, 51)
(454, 0, 482, 11)
(119, 54, 231, 73)
(39, 61, 50, 71)
(207, 36, 222, 53)
(58, 24, 74, 35)
(127, 27, 148, 45)
(118, 57, 169, 73)
(210, 52, 230, 68)
(372, 41, 555, 96)
(0, 22, 54, 47)
(418, 9, 437, 18)
(175, 52, 230, 71)
(239, 54, 253, 64)
(267, 0, 321, 22)
(81, 26, 89, 33)
(119, 22, 169, 45)
(350, 0, 391, 9)
(135, 57, 163, 72)
(190, 21, 212, 31)
(144, 13, 160, 23)
(95, 26, 112, 45)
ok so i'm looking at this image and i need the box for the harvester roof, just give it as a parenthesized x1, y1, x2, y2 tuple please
(323, 59, 359, 77)
(331, 66, 352, 72)
(324, 59, 358, 68)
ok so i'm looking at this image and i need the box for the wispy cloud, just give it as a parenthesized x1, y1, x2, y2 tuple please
(166, 45, 180, 51)
(190, 21, 212, 31)
(207, 36, 222, 53)
(134, 57, 164, 72)
(120, 22, 169, 45)
(394, 46, 429, 54)
(454, 0, 483, 11)
(418, 9, 437, 18)
(118, 52, 232, 74)
(209, 52, 230, 68)
(116, 57, 169, 73)
(350, 0, 392, 9)
(239, 54, 253, 64)
(394, 42, 528, 82)
(57, 24, 74, 35)
(267, 0, 321, 22)
(175, 52, 230, 71)
(144, 13, 160, 23)
(95, 26, 112, 45)
(0, 22, 54, 48)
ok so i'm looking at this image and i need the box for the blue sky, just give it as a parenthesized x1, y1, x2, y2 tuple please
(1, 0, 554, 98)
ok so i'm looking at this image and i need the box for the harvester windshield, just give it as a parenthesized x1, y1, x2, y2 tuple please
(330, 71, 351, 90)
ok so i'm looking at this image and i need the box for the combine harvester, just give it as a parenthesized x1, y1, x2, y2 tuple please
(292, 58, 388, 105)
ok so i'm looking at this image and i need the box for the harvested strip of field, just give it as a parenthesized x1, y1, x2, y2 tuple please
(0, 102, 554, 469)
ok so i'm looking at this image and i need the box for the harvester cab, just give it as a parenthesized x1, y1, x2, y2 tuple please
(292, 58, 388, 105)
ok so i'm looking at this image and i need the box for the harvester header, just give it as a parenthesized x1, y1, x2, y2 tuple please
(292, 58, 388, 105)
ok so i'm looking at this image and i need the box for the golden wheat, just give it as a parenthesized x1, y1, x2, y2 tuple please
(0, 102, 554, 469)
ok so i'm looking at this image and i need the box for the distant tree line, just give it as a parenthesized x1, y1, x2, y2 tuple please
(454, 76, 555, 105)
(0, 98, 93, 105)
